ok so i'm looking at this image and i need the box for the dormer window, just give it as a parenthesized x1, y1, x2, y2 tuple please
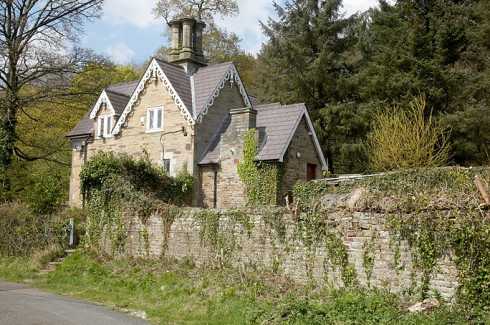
(97, 115, 113, 138)
(147, 107, 163, 132)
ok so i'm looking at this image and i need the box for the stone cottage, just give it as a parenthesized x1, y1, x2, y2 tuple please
(67, 17, 327, 208)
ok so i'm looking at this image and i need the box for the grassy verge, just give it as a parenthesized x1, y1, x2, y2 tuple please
(0, 251, 482, 324)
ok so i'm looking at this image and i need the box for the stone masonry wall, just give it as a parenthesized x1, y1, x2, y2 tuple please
(124, 205, 459, 302)
(280, 118, 323, 202)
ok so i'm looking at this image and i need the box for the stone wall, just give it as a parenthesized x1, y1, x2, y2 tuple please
(123, 204, 459, 302)
(280, 117, 323, 202)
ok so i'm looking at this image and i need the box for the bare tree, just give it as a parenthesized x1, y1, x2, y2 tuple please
(154, 0, 238, 23)
(0, 0, 103, 192)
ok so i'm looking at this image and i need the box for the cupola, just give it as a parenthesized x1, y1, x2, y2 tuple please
(168, 17, 207, 75)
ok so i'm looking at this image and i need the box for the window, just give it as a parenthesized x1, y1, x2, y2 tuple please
(163, 159, 171, 174)
(97, 115, 112, 138)
(147, 107, 163, 131)
(307, 163, 317, 181)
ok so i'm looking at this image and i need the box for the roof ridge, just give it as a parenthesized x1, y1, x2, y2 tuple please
(105, 89, 131, 97)
(106, 80, 139, 88)
(197, 61, 233, 70)
(255, 102, 282, 109)
(154, 57, 186, 70)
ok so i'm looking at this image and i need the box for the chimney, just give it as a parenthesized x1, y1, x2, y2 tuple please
(168, 17, 207, 75)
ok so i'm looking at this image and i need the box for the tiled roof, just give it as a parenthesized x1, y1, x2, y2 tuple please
(105, 90, 131, 116)
(199, 103, 309, 164)
(155, 59, 193, 115)
(66, 80, 139, 137)
(106, 80, 138, 97)
(256, 103, 305, 161)
(66, 112, 93, 138)
(67, 60, 244, 138)
(193, 62, 234, 117)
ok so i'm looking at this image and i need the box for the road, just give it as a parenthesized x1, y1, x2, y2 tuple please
(0, 281, 148, 325)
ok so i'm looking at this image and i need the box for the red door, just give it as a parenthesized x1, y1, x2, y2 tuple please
(307, 163, 317, 181)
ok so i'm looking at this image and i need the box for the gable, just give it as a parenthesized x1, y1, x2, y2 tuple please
(193, 63, 252, 123)
(112, 59, 195, 135)
(89, 91, 116, 119)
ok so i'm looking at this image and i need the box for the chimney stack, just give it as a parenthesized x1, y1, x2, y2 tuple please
(168, 17, 207, 75)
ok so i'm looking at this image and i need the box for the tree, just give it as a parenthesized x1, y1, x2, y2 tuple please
(10, 62, 140, 208)
(0, 0, 103, 194)
(367, 96, 450, 171)
(256, 0, 359, 173)
(154, 0, 238, 23)
(256, 0, 490, 172)
(355, 0, 490, 166)
(256, 0, 357, 110)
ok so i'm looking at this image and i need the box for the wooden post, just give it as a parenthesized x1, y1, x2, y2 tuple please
(475, 175, 490, 206)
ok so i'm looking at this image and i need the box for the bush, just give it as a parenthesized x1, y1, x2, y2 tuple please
(0, 202, 69, 256)
(367, 96, 450, 171)
(26, 174, 65, 214)
(80, 152, 192, 205)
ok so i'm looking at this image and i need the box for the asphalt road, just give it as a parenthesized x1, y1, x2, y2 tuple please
(0, 281, 148, 325)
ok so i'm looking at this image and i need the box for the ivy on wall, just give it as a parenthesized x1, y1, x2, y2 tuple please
(238, 129, 282, 206)
(81, 152, 193, 255)
(295, 167, 490, 313)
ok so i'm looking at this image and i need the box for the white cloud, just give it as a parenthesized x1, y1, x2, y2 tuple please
(216, 0, 275, 54)
(103, 0, 159, 28)
(343, 0, 380, 15)
(106, 42, 135, 64)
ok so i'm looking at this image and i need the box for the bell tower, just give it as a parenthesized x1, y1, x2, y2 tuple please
(168, 17, 207, 75)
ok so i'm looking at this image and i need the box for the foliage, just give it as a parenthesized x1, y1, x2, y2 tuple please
(194, 208, 253, 267)
(0, 202, 69, 257)
(293, 167, 490, 313)
(367, 96, 451, 171)
(2, 63, 139, 209)
(2, 251, 478, 324)
(238, 129, 281, 206)
(257, 0, 490, 172)
(80, 151, 192, 205)
(154, 0, 238, 23)
(31, 243, 66, 269)
(0, 0, 103, 194)
(80, 152, 193, 254)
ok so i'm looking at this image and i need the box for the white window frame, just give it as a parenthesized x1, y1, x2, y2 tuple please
(146, 106, 164, 133)
(97, 115, 113, 138)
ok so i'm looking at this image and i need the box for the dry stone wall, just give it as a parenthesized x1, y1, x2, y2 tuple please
(123, 201, 459, 302)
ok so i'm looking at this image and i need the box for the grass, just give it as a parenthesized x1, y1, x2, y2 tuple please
(0, 251, 481, 324)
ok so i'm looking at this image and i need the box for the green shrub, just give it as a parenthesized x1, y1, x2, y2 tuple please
(80, 152, 192, 205)
(0, 202, 69, 256)
(26, 174, 65, 214)
(80, 152, 193, 253)
(367, 96, 450, 171)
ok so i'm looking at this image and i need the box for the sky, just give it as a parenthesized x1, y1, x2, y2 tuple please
(80, 0, 380, 65)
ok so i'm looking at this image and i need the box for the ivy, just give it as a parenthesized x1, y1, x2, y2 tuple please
(238, 129, 282, 206)
(81, 152, 193, 255)
(362, 231, 378, 286)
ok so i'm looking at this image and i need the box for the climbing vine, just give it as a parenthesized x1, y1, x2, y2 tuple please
(294, 167, 490, 312)
(81, 152, 193, 255)
(194, 209, 254, 267)
(238, 129, 282, 206)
